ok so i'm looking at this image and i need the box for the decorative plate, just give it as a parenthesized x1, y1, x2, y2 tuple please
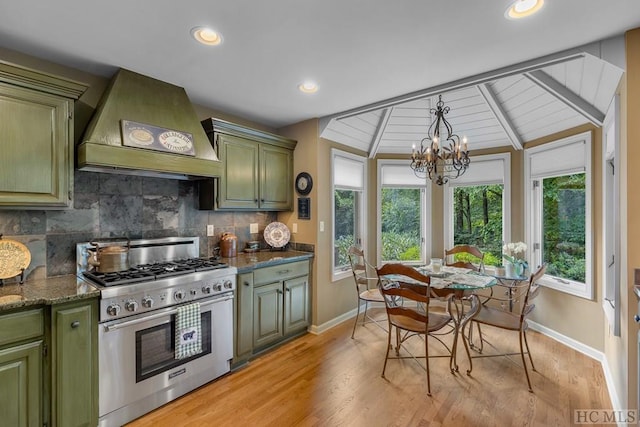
(0, 238, 31, 279)
(264, 222, 291, 248)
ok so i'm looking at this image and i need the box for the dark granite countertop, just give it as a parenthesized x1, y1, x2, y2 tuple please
(0, 275, 100, 312)
(222, 250, 314, 273)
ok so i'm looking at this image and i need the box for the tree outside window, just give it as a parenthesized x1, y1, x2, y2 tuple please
(541, 173, 586, 283)
(334, 189, 360, 269)
(381, 188, 421, 262)
(453, 184, 503, 266)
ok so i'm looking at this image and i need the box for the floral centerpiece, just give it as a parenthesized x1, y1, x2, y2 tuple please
(502, 242, 528, 277)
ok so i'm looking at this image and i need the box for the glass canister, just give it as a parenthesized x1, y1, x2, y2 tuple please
(220, 232, 238, 258)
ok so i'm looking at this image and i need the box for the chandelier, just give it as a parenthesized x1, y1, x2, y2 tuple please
(410, 95, 470, 185)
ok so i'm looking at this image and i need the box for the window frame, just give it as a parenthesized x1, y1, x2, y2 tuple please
(443, 153, 511, 256)
(376, 159, 431, 265)
(602, 94, 620, 335)
(524, 131, 593, 299)
(331, 149, 367, 281)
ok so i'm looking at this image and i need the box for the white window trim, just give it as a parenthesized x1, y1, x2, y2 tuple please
(376, 159, 431, 265)
(602, 94, 621, 335)
(524, 131, 593, 299)
(443, 153, 511, 252)
(331, 148, 367, 282)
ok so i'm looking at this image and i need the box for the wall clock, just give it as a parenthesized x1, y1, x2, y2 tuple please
(295, 172, 313, 195)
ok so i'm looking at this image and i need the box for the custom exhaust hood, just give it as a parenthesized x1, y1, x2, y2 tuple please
(77, 69, 221, 179)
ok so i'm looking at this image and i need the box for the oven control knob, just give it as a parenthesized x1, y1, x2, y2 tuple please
(141, 297, 154, 308)
(174, 290, 186, 301)
(190, 289, 198, 296)
(224, 280, 233, 289)
(213, 283, 223, 292)
(125, 300, 138, 312)
(106, 304, 121, 317)
(202, 285, 212, 294)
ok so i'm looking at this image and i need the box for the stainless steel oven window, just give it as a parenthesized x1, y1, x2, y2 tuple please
(135, 312, 212, 382)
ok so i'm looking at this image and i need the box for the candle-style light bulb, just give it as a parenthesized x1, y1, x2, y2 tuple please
(463, 136, 468, 152)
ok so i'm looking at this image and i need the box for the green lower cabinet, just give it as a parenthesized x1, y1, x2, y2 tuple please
(0, 340, 43, 427)
(235, 272, 254, 364)
(253, 282, 284, 349)
(51, 299, 98, 427)
(284, 276, 310, 335)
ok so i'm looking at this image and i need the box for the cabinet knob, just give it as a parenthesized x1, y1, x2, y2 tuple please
(71, 321, 80, 328)
(244, 281, 250, 286)
(286, 288, 290, 292)
(635, 314, 640, 323)
(277, 289, 283, 294)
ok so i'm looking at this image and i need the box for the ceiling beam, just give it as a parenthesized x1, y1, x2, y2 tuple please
(324, 50, 588, 121)
(366, 107, 393, 158)
(476, 84, 523, 150)
(524, 70, 605, 126)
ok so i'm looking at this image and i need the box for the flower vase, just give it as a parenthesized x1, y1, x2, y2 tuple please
(505, 262, 515, 278)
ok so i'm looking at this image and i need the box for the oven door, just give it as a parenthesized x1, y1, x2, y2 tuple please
(98, 293, 233, 425)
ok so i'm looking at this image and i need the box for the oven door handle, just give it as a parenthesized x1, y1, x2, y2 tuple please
(103, 294, 233, 332)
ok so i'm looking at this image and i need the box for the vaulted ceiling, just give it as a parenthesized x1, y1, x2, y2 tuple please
(319, 45, 624, 156)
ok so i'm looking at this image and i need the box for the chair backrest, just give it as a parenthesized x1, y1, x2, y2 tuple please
(520, 264, 546, 322)
(347, 246, 375, 289)
(376, 263, 431, 324)
(444, 245, 485, 271)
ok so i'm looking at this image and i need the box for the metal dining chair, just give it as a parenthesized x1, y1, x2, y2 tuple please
(444, 244, 485, 271)
(463, 264, 546, 392)
(375, 263, 458, 396)
(347, 246, 385, 338)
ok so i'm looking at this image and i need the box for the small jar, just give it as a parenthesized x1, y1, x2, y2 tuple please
(220, 233, 238, 258)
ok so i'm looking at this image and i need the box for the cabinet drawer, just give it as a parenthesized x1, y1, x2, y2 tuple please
(0, 308, 44, 347)
(254, 260, 309, 285)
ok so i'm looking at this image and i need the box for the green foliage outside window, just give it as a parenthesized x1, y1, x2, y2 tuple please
(453, 184, 504, 266)
(381, 188, 421, 261)
(542, 173, 586, 282)
(334, 189, 357, 269)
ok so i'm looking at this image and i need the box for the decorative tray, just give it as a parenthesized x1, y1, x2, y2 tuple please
(0, 237, 31, 280)
(264, 222, 291, 248)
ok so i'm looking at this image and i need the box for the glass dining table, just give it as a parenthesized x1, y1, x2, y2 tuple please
(380, 265, 498, 373)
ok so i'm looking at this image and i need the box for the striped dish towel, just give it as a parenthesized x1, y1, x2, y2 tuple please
(175, 302, 202, 360)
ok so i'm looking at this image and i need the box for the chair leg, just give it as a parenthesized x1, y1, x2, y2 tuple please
(381, 325, 392, 378)
(395, 327, 401, 355)
(519, 330, 534, 392)
(425, 333, 431, 396)
(523, 329, 536, 371)
(351, 298, 362, 339)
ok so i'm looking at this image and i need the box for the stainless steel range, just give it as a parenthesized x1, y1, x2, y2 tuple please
(77, 237, 236, 427)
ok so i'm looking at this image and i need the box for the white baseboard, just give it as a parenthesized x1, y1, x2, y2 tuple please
(528, 320, 622, 415)
(308, 308, 358, 335)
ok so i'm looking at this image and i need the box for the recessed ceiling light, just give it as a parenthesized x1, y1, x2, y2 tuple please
(192, 27, 223, 46)
(298, 81, 319, 94)
(505, 0, 544, 19)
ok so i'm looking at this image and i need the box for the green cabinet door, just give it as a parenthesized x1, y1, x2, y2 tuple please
(284, 275, 310, 335)
(51, 300, 98, 427)
(0, 340, 43, 427)
(260, 144, 293, 210)
(0, 62, 86, 208)
(253, 282, 284, 349)
(199, 118, 297, 211)
(217, 134, 259, 209)
(235, 272, 254, 362)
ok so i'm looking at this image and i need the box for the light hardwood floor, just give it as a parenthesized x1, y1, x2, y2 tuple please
(127, 309, 611, 426)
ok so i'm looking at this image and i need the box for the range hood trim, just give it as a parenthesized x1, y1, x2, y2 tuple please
(78, 69, 222, 179)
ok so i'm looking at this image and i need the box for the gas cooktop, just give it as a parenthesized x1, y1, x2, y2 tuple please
(82, 257, 228, 287)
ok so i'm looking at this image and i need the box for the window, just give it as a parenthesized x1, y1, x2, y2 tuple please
(377, 160, 431, 264)
(444, 154, 511, 267)
(332, 149, 366, 279)
(525, 132, 592, 299)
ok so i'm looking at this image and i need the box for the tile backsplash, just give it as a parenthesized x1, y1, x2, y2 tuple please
(0, 171, 282, 282)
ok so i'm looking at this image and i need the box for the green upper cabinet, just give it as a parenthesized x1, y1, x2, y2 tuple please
(199, 118, 297, 211)
(0, 61, 87, 208)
